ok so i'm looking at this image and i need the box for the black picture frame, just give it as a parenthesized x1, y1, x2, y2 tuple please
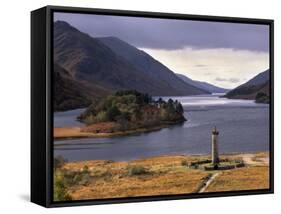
(31, 5, 274, 208)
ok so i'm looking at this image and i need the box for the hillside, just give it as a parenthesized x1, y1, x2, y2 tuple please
(54, 63, 110, 111)
(224, 69, 270, 103)
(177, 73, 229, 93)
(54, 21, 208, 101)
(98, 36, 209, 95)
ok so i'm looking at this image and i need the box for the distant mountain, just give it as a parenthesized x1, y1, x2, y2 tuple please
(176, 73, 229, 93)
(54, 63, 110, 111)
(224, 69, 270, 101)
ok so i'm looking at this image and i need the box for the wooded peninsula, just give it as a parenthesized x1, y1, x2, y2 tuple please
(54, 90, 186, 139)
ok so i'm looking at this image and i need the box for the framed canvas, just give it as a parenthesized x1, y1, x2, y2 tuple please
(31, 5, 274, 207)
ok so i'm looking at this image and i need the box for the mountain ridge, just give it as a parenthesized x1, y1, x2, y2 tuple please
(176, 73, 229, 93)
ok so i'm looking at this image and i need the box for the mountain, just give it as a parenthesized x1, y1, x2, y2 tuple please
(54, 63, 110, 111)
(54, 21, 208, 98)
(176, 73, 229, 93)
(224, 69, 270, 101)
(97, 37, 209, 95)
(98, 36, 209, 95)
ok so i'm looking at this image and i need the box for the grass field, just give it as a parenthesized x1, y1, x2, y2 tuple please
(54, 152, 270, 201)
(204, 166, 269, 192)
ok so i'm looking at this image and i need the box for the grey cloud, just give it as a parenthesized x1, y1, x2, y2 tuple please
(54, 12, 269, 52)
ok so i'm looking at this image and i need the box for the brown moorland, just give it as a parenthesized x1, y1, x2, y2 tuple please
(55, 152, 269, 200)
(54, 124, 172, 140)
(204, 166, 269, 192)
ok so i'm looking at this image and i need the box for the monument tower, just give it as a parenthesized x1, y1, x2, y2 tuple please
(211, 127, 219, 166)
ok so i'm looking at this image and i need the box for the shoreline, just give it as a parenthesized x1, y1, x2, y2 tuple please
(222, 95, 270, 104)
(58, 151, 269, 165)
(54, 120, 184, 140)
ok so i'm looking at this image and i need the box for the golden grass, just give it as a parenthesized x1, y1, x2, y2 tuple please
(204, 166, 270, 192)
(54, 125, 167, 140)
(63, 155, 210, 200)
(59, 153, 270, 200)
(253, 152, 270, 158)
(70, 170, 208, 200)
(54, 127, 90, 139)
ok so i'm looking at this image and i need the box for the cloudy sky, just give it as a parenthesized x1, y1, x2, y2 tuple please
(54, 12, 269, 89)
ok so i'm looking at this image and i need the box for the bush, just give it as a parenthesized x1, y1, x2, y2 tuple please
(189, 163, 199, 169)
(59, 164, 92, 187)
(255, 92, 269, 104)
(53, 170, 72, 201)
(128, 165, 147, 176)
(181, 160, 188, 166)
(77, 166, 92, 185)
(94, 111, 109, 123)
(54, 156, 67, 169)
(69, 165, 91, 186)
(73, 173, 91, 186)
(256, 92, 267, 100)
(82, 165, 89, 173)
(83, 114, 96, 125)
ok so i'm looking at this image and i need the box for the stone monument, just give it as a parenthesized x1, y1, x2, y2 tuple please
(212, 126, 219, 166)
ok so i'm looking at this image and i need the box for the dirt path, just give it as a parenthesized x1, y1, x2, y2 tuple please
(241, 154, 269, 166)
(198, 172, 220, 193)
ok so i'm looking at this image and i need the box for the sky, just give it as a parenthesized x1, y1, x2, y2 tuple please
(54, 12, 270, 89)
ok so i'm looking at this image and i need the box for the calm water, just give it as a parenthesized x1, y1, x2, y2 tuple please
(54, 95, 269, 161)
(54, 108, 84, 127)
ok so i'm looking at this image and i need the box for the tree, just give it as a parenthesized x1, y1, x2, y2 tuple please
(107, 105, 121, 121)
(167, 98, 173, 105)
(256, 92, 267, 99)
(255, 92, 269, 104)
(143, 93, 152, 104)
(176, 102, 184, 114)
(157, 97, 163, 103)
(94, 111, 108, 122)
(167, 99, 176, 114)
(160, 108, 169, 120)
(78, 90, 186, 125)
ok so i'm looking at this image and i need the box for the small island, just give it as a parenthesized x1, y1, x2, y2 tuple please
(54, 90, 186, 139)
(78, 90, 185, 133)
